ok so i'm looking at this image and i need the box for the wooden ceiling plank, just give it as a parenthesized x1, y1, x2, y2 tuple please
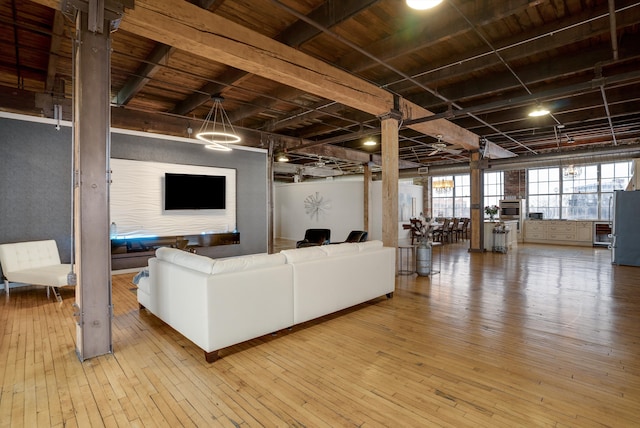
(116, 0, 478, 149)
(171, 67, 249, 115)
(276, 0, 379, 47)
(230, 0, 379, 125)
(385, 0, 640, 97)
(338, 0, 535, 74)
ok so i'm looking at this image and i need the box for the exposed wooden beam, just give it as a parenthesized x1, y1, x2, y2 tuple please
(181, 0, 379, 122)
(114, 44, 175, 106)
(45, 10, 65, 95)
(115, 0, 479, 149)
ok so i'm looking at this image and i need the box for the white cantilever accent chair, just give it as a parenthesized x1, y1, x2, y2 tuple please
(0, 240, 74, 302)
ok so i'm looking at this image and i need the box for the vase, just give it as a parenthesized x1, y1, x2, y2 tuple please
(489, 214, 495, 222)
(416, 241, 432, 276)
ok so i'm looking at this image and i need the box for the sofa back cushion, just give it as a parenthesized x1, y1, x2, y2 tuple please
(319, 243, 359, 256)
(0, 240, 62, 273)
(156, 247, 215, 274)
(281, 246, 327, 263)
(211, 253, 286, 274)
(357, 240, 383, 252)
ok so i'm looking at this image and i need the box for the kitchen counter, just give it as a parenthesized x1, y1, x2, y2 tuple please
(523, 220, 593, 246)
(483, 220, 518, 252)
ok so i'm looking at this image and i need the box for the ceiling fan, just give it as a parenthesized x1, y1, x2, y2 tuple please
(427, 135, 462, 156)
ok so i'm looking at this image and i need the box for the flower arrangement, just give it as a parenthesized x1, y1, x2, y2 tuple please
(412, 214, 432, 246)
(484, 205, 499, 221)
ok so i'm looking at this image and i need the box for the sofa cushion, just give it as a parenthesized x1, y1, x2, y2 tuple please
(155, 247, 215, 274)
(281, 246, 327, 263)
(319, 243, 359, 256)
(211, 253, 286, 275)
(6, 264, 72, 287)
(357, 240, 383, 252)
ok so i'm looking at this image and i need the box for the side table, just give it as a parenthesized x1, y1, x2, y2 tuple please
(397, 245, 416, 275)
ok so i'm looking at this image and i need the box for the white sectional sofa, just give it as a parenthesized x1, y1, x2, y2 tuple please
(138, 240, 395, 362)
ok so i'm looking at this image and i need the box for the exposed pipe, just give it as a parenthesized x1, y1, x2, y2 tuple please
(609, 0, 619, 61)
(600, 85, 618, 146)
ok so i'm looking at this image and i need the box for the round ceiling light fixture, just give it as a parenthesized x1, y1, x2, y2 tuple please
(528, 106, 550, 117)
(363, 139, 377, 146)
(406, 0, 443, 10)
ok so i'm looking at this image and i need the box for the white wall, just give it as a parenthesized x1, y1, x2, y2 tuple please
(275, 179, 363, 242)
(275, 178, 423, 242)
(369, 181, 424, 241)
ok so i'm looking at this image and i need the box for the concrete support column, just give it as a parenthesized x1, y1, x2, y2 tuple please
(380, 111, 401, 248)
(73, 10, 113, 361)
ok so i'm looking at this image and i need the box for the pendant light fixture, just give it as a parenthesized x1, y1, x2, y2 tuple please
(433, 177, 454, 193)
(563, 165, 582, 177)
(196, 95, 239, 151)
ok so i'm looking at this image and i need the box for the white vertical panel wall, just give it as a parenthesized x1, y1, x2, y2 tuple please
(110, 158, 236, 237)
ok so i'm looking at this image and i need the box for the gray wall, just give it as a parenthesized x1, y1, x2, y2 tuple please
(0, 117, 73, 261)
(0, 116, 268, 269)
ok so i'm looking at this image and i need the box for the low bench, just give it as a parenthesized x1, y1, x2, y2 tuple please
(0, 239, 74, 301)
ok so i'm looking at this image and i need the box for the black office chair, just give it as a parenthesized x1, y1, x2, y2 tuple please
(296, 229, 331, 248)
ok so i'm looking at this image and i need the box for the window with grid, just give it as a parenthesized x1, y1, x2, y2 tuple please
(528, 161, 632, 220)
(528, 168, 561, 219)
(484, 171, 504, 219)
(453, 175, 470, 218)
(600, 161, 633, 220)
(431, 175, 454, 218)
(562, 165, 598, 219)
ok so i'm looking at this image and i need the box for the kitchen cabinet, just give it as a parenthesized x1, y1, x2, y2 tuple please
(576, 221, 593, 242)
(523, 220, 594, 246)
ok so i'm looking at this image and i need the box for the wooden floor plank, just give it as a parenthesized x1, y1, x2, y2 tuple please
(1, 242, 639, 426)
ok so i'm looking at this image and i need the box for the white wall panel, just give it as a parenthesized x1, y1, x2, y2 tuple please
(110, 158, 236, 237)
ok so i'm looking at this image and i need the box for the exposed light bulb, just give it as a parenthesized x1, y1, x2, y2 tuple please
(406, 0, 443, 10)
(528, 106, 550, 117)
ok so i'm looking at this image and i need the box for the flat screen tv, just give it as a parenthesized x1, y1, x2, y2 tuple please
(164, 173, 226, 210)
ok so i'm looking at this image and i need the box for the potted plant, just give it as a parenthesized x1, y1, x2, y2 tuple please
(484, 205, 499, 222)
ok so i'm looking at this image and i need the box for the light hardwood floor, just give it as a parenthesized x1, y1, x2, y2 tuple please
(1, 242, 639, 427)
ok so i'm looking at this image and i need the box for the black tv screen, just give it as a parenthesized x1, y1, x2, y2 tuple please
(164, 173, 226, 210)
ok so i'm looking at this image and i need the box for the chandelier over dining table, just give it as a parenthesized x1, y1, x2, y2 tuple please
(432, 178, 454, 193)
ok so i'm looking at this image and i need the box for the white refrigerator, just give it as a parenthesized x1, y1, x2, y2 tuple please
(611, 190, 640, 267)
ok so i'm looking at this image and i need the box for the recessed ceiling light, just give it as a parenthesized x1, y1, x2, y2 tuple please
(406, 0, 443, 10)
(363, 139, 377, 146)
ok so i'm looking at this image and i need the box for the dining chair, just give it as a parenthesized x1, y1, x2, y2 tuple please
(433, 218, 449, 242)
(457, 218, 469, 240)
